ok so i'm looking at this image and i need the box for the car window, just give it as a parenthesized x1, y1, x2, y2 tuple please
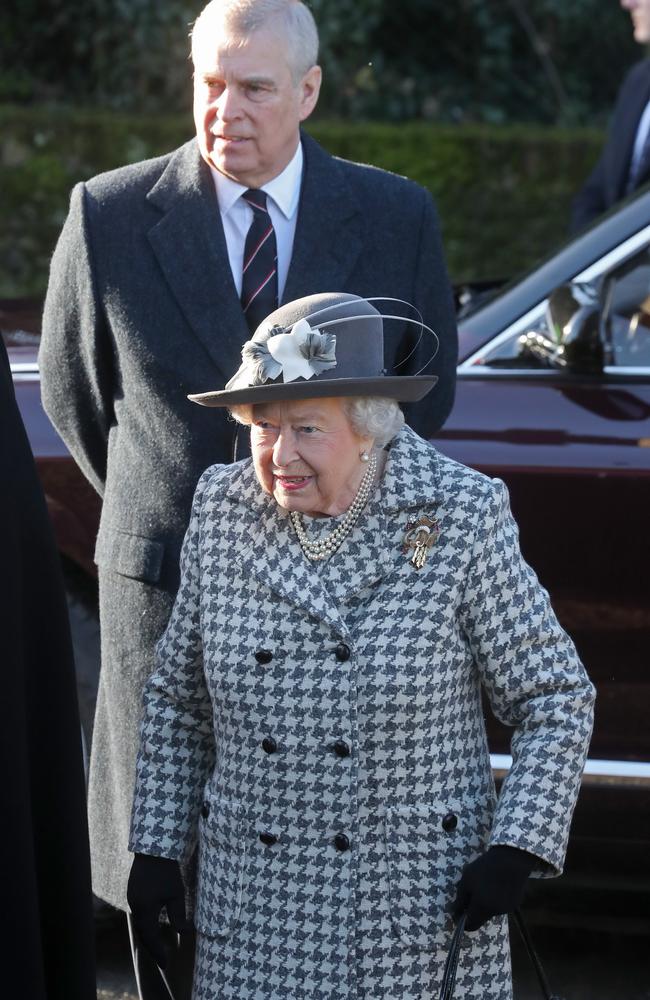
(601, 248, 650, 368)
(473, 305, 564, 370)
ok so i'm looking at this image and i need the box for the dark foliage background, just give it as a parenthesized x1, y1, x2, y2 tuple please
(0, 1, 643, 294)
(0, 106, 603, 296)
(0, 0, 639, 123)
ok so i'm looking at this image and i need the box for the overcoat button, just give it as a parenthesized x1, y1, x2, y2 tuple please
(255, 649, 273, 664)
(442, 812, 458, 832)
(334, 833, 351, 852)
(200, 802, 210, 819)
(259, 832, 277, 846)
(332, 740, 351, 758)
(262, 736, 278, 754)
(335, 643, 351, 662)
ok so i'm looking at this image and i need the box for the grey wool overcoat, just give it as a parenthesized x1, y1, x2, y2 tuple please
(38, 133, 458, 909)
(129, 426, 595, 1000)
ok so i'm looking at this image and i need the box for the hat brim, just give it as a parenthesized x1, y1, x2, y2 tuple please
(188, 375, 437, 408)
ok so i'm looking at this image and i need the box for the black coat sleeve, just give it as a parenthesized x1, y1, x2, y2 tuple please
(0, 340, 96, 999)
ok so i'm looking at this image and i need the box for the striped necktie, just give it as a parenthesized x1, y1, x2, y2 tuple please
(240, 188, 278, 333)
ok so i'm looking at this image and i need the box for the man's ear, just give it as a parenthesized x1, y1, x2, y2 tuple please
(298, 65, 322, 122)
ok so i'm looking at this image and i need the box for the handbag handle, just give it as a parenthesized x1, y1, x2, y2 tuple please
(439, 909, 564, 1000)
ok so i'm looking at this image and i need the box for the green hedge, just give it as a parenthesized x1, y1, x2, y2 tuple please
(0, 105, 604, 297)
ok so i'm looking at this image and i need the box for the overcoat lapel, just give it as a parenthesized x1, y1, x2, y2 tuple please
(146, 139, 249, 382)
(282, 133, 364, 303)
(227, 465, 350, 637)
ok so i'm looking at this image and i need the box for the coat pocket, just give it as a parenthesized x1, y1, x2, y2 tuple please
(94, 527, 164, 583)
(384, 799, 491, 952)
(195, 796, 246, 939)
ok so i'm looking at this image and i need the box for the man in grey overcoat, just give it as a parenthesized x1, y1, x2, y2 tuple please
(39, 1, 457, 989)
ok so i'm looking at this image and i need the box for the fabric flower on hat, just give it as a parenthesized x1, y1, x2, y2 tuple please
(232, 319, 337, 388)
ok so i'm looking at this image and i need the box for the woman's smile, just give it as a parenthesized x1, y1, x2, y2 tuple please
(274, 473, 313, 492)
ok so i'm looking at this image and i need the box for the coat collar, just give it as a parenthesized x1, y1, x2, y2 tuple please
(220, 427, 441, 631)
(377, 425, 442, 512)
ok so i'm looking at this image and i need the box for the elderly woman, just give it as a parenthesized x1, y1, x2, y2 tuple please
(127, 293, 594, 1000)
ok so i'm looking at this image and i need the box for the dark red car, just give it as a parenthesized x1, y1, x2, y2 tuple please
(4, 190, 650, 913)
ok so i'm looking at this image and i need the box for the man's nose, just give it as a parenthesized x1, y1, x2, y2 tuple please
(214, 84, 242, 120)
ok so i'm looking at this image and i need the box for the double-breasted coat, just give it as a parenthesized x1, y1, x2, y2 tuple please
(39, 133, 458, 909)
(129, 426, 595, 1000)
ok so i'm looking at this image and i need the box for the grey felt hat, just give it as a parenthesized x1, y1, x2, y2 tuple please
(188, 292, 438, 408)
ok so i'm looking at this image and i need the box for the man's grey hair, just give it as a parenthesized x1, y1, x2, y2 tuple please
(191, 0, 319, 82)
(230, 396, 405, 449)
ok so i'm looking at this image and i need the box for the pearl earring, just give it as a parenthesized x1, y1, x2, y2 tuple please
(360, 450, 370, 463)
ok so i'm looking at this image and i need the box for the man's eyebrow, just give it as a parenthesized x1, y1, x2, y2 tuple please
(240, 74, 276, 86)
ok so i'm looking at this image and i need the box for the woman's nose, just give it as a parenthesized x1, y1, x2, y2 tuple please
(272, 430, 298, 467)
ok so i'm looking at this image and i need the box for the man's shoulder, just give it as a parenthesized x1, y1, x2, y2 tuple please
(334, 153, 421, 191)
(619, 57, 650, 97)
(83, 138, 195, 202)
(625, 56, 650, 80)
(303, 132, 427, 203)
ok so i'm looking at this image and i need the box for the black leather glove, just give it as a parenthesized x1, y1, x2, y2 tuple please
(452, 845, 537, 932)
(127, 853, 191, 968)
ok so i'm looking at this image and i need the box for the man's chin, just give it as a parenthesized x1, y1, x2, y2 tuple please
(208, 147, 254, 184)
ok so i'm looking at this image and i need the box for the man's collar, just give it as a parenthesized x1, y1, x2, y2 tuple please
(210, 142, 304, 219)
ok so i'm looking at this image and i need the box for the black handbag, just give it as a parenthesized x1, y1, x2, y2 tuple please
(439, 909, 564, 1000)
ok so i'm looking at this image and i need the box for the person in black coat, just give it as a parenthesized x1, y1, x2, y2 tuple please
(0, 338, 96, 1000)
(571, 0, 650, 232)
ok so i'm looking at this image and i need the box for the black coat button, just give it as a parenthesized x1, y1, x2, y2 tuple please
(335, 643, 351, 662)
(262, 736, 278, 754)
(442, 812, 458, 832)
(255, 649, 273, 664)
(259, 831, 277, 846)
(334, 833, 350, 852)
(200, 802, 210, 819)
(332, 740, 351, 758)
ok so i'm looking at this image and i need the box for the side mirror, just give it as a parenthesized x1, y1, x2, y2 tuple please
(514, 294, 603, 373)
(546, 284, 604, 374)
(555, 304, 604, 373)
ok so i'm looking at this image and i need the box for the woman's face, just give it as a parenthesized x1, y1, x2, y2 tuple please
(250, 397, 373, 517)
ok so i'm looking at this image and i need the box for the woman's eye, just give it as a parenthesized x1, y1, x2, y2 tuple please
(299, 426, 317, 434)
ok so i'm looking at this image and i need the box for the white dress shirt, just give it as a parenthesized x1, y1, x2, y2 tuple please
(210, 143, 303, 301)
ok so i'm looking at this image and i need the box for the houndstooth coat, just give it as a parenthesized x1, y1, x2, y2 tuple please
(129, 426, 595, 1000)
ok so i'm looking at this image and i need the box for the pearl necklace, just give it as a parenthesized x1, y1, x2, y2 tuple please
(290, 452, 378, 562)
